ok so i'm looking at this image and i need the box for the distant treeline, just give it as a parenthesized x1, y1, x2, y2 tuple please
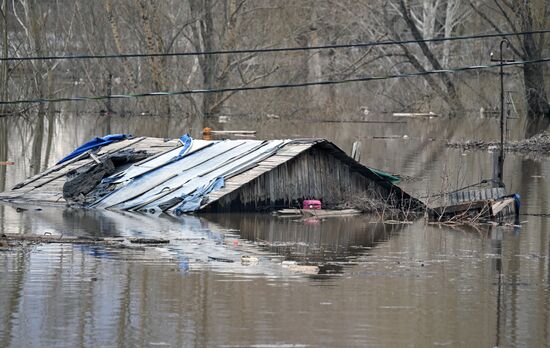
(0, 0, 549, 135)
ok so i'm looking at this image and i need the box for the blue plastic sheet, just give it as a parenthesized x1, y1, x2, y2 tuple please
(57, 134, 129, 164)
(173, 177, 225, 215)
(176, 134, 192, 158)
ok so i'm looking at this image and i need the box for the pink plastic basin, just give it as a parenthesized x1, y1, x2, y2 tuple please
(303, 200, 322, 210)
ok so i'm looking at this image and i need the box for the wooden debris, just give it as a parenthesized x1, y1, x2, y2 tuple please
(241, 255, 260, 265)
(208, 256, 234, 263)
(63, 159, 116, 200)
(351, 141, 361, 162)
(491, 197, 515, 216)
(63, 149, 149, 202)
(209, 130, 256, 135)
(372, 135, 404, 139)
(1, 233, 169, 246)
(282, 261, 320, 274)
(89, 153, 102, 164)
(428, 196, 517, 223)
(128, 237, 169, 244)
(202, 127, 257, 139)
(393, 112, 438, 118)
(447, 131, 550, 154)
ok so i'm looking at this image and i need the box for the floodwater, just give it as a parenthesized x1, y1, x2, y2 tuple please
(1, 114, 550, 347)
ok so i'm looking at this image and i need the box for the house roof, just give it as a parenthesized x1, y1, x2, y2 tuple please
(0, 136, 417, 213)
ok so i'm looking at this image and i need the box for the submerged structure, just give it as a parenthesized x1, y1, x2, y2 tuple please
(0, 135, 424, 215)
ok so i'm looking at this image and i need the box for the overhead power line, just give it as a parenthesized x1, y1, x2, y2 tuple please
(1, 29, 549, 62)
(1, 57, 548, 106)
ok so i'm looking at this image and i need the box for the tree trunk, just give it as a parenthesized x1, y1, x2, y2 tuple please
(135, 0, 170, 119)
(421, 0, 438, 39)
(31, 107, 45, 175)
(523, 62, 550, 137)
(28, 0, 44, 175)
(104, 0, 137, 89)
(399, 0, 465, 116)
(190, 0, 217, 128)
(0, 118, 7, 192)
(520, 20, 550, 136)
(42, 72, 55, 170)
(1, 0, 8, 114)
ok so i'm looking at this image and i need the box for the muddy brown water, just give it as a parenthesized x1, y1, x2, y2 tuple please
(1, 114, 550, 347)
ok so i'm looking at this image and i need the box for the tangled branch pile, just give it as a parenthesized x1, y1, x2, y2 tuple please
(447, 132, 550, 154)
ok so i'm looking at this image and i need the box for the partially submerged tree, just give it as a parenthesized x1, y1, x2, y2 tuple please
(12, 0, 64, 174)
(0, 0, 8, 115)
(188, 0, 280, 127)
(387, 0, 467, 116)
(1, 0, 547, 136)
(469, 0, 550, 136)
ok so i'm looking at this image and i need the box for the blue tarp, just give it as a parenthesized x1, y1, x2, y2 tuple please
(176, 134, 192, 158)
(173, 177, 225, 215)
(57, 134, 129, 164)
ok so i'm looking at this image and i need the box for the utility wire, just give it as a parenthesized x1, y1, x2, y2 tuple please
(1, 29, 549, 62)
(1, 57, 549, 106)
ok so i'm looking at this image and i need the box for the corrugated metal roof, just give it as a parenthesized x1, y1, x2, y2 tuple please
(93, 139, 296, 213)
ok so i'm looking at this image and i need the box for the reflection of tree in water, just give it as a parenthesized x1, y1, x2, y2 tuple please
(0, 247, 29, 348)
(0, 117, 7, 192)
(203, 214, 405, 262)
(61, 208, 123, 238)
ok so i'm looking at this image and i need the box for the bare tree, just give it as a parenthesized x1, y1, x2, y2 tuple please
(469, 0, 550, 136)
(0, 0, 8, 114)
(104, 0, 137, 90)
(392, 0, 465, 115)
(10, 0, 73, 172)
(3, 0, 545, 134)
(0, 118, 7, 192)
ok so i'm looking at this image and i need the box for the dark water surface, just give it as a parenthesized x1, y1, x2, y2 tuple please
(1, 115, 550, 347)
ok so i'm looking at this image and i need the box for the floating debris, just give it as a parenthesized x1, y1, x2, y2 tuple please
(0, 233, 169, 248)
(208, 256, 234, 263)
(241, 255, 260, 265)
(282, 261, 320, 275)
(447, 131, 550, 154)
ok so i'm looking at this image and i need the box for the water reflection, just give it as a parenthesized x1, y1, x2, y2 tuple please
(204, 213, 403, 263)
(1, 112, 550, 346)
(0, 204, 400, 274)
(0, 204, 405, 347)
(1, 202, 549, 347)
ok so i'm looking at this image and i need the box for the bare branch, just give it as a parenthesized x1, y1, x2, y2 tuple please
(467, 0, 524, 58)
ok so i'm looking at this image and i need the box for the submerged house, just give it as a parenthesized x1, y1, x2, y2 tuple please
(0, 135, 424, 215)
